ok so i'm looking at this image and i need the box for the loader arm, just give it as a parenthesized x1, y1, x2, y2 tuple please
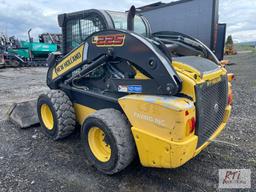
(47, 29, 182, 95)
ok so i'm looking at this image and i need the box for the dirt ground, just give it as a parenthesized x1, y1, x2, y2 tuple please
(0, 53, 255, 191)
(0, 67, 49, 120)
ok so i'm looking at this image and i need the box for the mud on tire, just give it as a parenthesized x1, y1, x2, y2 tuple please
(37, 89, 76, 140)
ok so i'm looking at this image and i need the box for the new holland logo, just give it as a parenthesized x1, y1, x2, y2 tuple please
(92, 34, 125, 47)
(56, 52, 81, 73)
(52, 44, 85, 79)
(52, 44, 84, 79)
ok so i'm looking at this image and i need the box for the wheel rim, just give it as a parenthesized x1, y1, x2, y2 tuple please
(40, 104, 54, 130)
(88, 127, 111, 162)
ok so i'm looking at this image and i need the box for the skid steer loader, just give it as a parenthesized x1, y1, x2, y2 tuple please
(37, 6, 233, 174)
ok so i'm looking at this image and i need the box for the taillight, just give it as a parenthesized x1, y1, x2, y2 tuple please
(187, 117, 196, 134)
(228, 90, 233, 105)
(228, 79, 233, 105)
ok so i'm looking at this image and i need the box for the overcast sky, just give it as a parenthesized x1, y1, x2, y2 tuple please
(0, 0, 255, 42)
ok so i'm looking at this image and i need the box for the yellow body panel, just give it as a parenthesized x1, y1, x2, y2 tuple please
(73, 103, 96, 125)
(132, 127, 198, 168)
(118, 94, 199, 168)
(203, 68, 227, 81)
(176, 72, 197, 100)
(173, 60, 227, 83)
(173, 60, 227, 101)
(52, 44, 85, 79)
(119, 95, 196, 141)
(122, 98, 231, 168)
(172, 60, 201, 78)
(118, 59, 232, 168)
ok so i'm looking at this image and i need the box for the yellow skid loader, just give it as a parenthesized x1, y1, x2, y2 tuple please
(37, 6, 233, 174)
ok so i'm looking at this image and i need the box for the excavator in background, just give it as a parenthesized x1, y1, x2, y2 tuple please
(0, 30, 62, 67)
(0, 34, 24, 67)
(39, 33, 62, 50)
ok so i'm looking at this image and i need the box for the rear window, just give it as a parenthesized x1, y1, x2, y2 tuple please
(106, 11, 147, 36)
(66, 14, 105, 52)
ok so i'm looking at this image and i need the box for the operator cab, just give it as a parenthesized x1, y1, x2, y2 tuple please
(58, 8, 219, 64)
(54, 8, 221, 95)
(58, 9, 150, 55)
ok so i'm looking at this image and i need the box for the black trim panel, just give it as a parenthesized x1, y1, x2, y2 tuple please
(60, 84, 120, 111)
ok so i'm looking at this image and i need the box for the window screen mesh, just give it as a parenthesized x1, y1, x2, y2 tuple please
(66, 15, 104, 52)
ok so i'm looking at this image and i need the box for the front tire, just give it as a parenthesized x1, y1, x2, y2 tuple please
(81, 109, 135, 174)
(37, 89, 76, 140)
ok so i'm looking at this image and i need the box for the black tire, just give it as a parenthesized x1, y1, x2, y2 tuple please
(37, 89, 76, 140)
(81, 109, 136, 174)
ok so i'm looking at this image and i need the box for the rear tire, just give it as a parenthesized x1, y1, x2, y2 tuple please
(81, 109, 135, 174)
(37, 89, 76, 140)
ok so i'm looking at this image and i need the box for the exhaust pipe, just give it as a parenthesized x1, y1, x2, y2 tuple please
(28, 28, 32, 43)
(27, 28, 33, 60)
(127, 5, 136, 31)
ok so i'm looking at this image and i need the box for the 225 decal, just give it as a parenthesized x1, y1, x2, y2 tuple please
(92, 34, 125, 47)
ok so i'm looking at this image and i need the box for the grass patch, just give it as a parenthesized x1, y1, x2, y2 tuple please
(235, 44, 256, 52)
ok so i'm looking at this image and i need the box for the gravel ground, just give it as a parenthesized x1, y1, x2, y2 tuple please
(0, 53, 255, 191)
(0, 67, 48, 120)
